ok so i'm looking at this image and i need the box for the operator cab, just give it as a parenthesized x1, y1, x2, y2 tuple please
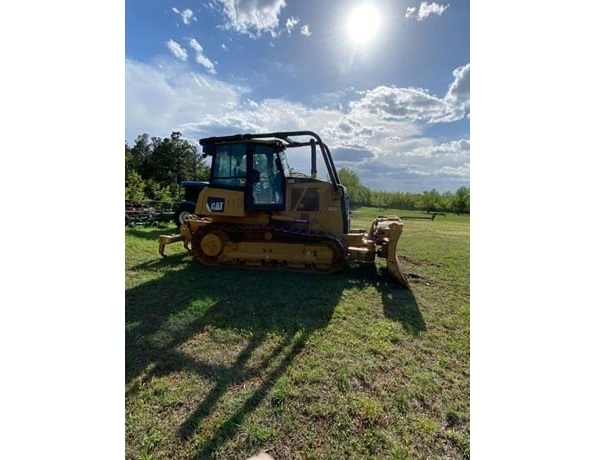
(206, 140, 286, 212)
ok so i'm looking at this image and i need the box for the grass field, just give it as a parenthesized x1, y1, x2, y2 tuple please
(125, 207, 470, 459)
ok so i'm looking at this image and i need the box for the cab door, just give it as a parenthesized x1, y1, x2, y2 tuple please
(245, 144, 285, 211)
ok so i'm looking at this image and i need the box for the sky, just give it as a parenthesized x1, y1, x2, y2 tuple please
(125, 0, 470, 193)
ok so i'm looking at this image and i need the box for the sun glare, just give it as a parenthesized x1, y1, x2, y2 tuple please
(347, 4, 381, 44)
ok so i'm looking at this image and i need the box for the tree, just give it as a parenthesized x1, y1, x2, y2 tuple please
(144, 132, 198, 187)
(125, 131, 211, 201)
(127, 133, 153, 178)
(338, 167, 371, 207)
(125, 170, 146, 202)
(453, 186, 470, 214)
(421, 189, 442, 212)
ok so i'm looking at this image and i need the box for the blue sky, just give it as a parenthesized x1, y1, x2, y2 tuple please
(125, 0, 470, 193)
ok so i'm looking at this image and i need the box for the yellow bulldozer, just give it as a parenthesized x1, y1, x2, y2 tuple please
(158, 131, 409, 287)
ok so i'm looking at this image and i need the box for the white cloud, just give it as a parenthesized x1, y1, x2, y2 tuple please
(445, 63, 470, 109)
(405, 2, 449, 21)
(322, 116, 378, 150)
(125, 58, 469, 192)
(349, 83, 468, 123)
(192, 98, 342, 135)
(418, 2, 449, 20)
(285, 16, 299, 34)
(188, 38, 217, 74)
(214, 0, 286, 38)
(403, 139, 470, 169)
(166, 39, 188, 61)
(172, 7, 196, 25)
(300, 25, 312, 37)
(125, 58, 247, 143)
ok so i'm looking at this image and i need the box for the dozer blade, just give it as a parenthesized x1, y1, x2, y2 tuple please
(158, 224, 192, 257)
(387, 254, 410, 287)
(385, 222, 410, 287)
(159, 233, 185, 257)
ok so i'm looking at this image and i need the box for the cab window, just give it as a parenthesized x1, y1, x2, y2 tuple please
(211, 143, 246, 188)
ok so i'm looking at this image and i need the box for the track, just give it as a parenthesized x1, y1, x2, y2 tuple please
(191, 222, 348, 274)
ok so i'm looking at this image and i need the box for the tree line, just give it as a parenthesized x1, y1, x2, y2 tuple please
(338, 168, 470, 214)
(125, 131, 469, 214)
(125, 132, 210, 203)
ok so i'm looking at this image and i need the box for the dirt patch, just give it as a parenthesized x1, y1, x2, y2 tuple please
(400, 255, 442, 268)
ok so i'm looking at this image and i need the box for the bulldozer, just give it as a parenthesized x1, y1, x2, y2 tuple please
(158, 131, 409, 287)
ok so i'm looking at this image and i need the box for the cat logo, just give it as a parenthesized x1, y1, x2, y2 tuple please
(206, 197, 225, 213)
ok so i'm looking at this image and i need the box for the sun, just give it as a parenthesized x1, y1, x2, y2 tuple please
(347, 4, 381, 45)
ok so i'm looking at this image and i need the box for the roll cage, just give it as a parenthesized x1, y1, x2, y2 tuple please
(199, 130, 343, 192)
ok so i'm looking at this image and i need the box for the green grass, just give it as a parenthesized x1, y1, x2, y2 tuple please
(125, 208, 470, 459)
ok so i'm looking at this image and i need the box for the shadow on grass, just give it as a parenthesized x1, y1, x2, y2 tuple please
(126, 254, 423, 458)
(346, 263, 426, 335)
